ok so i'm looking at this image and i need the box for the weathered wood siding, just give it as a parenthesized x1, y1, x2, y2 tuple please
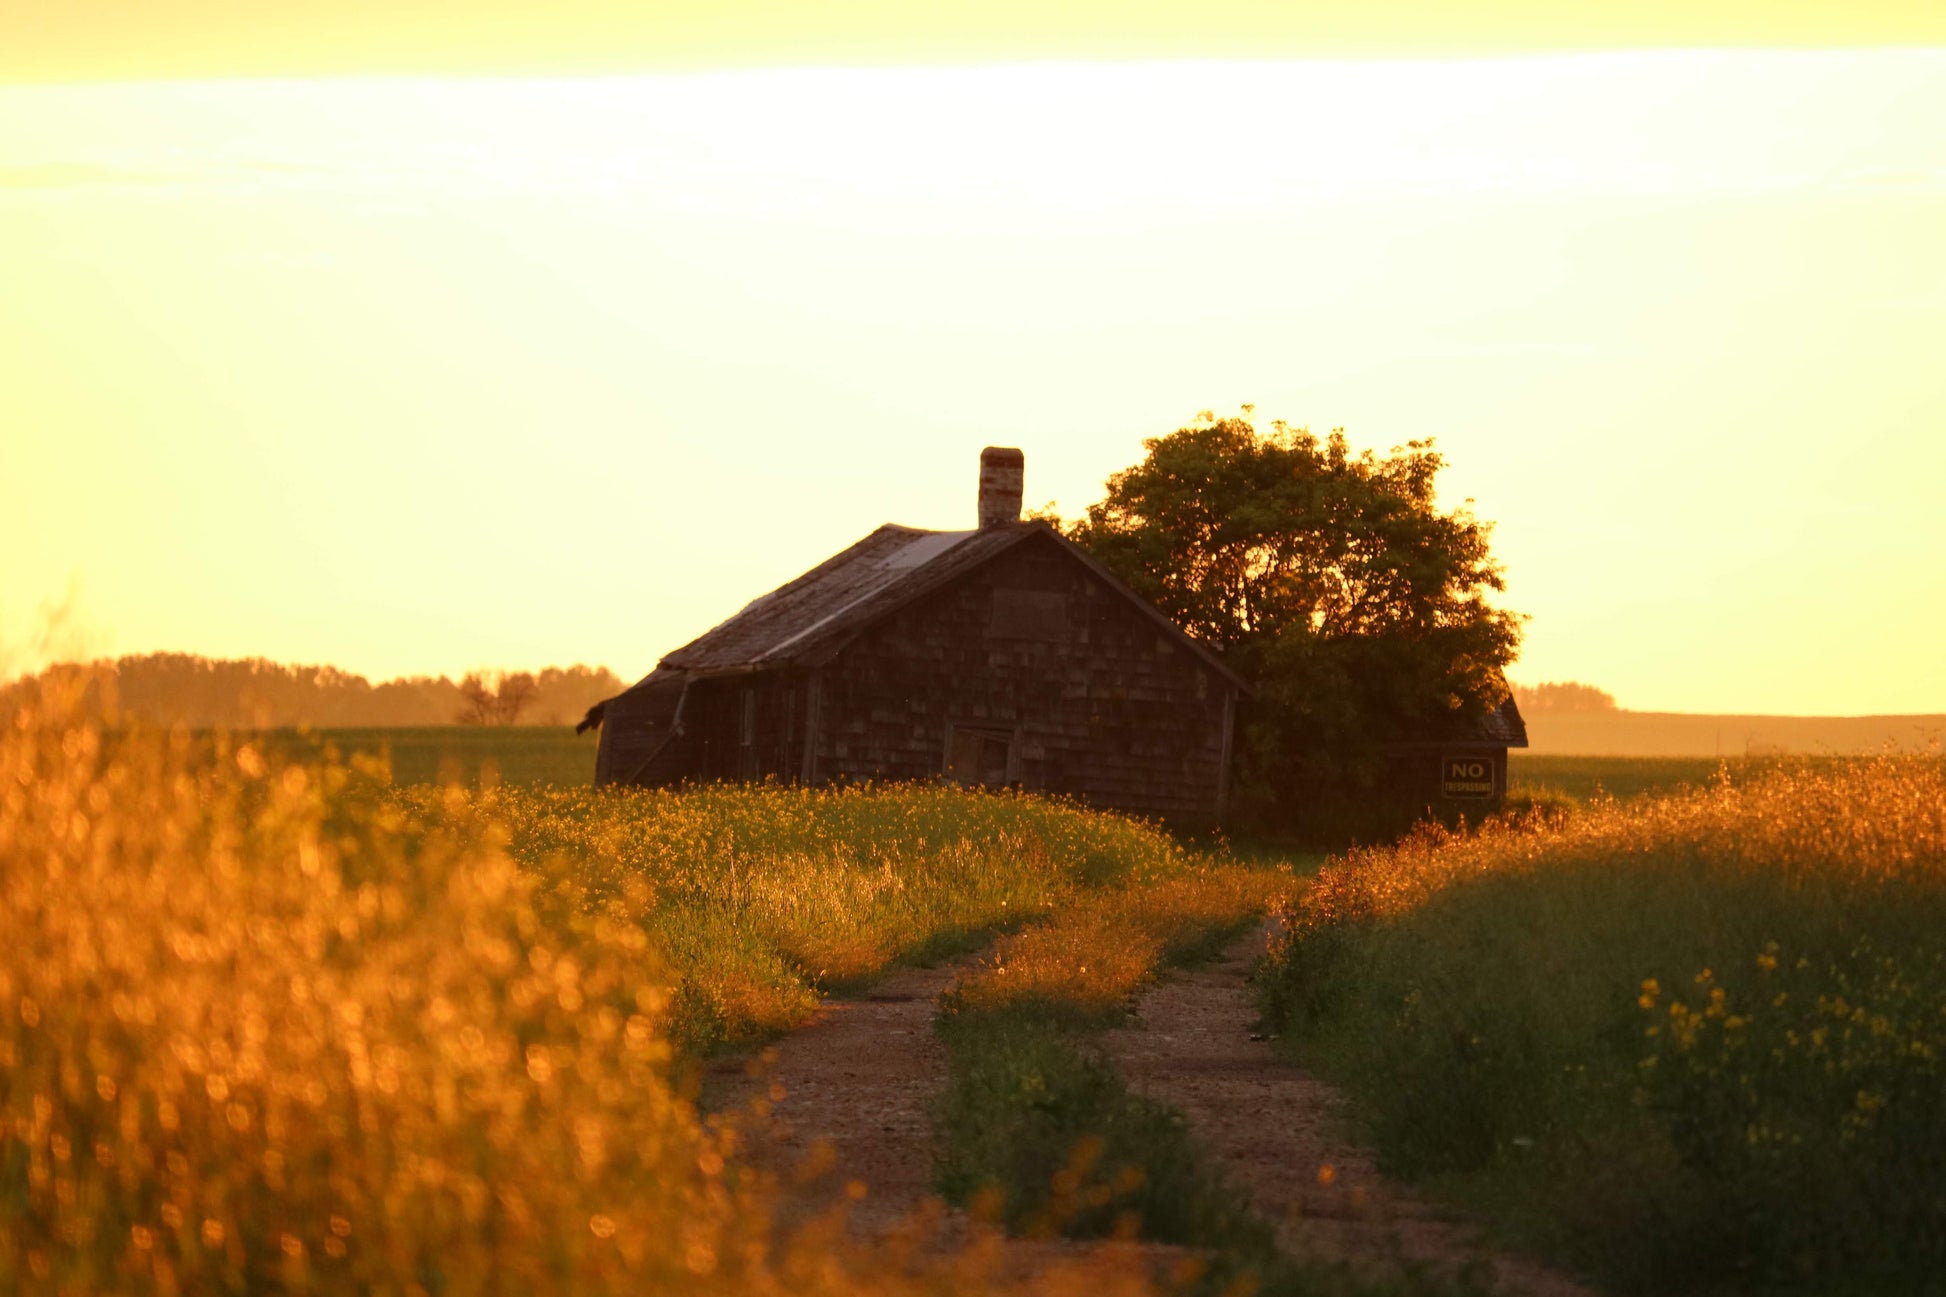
(596, 672, 803, 787)
(809, 531, 1235, 822)
(594, 674, 688, 786)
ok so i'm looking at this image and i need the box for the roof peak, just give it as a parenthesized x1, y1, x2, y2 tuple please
(651, 518, 1249, 693)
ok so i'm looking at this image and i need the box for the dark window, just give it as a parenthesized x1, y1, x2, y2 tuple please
(990, 589, 1068, 640)
(947, 725, 1014, 787)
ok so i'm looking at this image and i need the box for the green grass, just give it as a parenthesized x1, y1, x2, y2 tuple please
(932, 1012, 1278, 1259)
(409, 780, 1218, 1058)
(928, 873, 1270, 1250)
(1259, 757, 1946, 1296)
(261, 725, 597, 786)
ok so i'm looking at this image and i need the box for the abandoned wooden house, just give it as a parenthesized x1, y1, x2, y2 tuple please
(583, 447, 1250, 823)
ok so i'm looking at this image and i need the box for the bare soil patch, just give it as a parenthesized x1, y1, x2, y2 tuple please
(1098, 927, 1599, 1297)
(705, 960, 963, 1237)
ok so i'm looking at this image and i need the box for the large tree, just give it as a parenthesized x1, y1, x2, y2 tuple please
(1067, 411, 1524, 828)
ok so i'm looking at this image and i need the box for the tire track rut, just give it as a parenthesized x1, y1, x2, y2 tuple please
(1099, 926, 1598, 1297)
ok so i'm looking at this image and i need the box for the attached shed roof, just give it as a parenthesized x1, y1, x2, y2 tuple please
(1479, 696, 1528, 747)
(1388, 692, 1530, 750)
(655, 520, 1251, 690)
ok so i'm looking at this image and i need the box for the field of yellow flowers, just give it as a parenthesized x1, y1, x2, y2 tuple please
(1261, 757, 1946, 1295)
(410, 774, 1216, 1055)
(0, 691, 1223, 1295)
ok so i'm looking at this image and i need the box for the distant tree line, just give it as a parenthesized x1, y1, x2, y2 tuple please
(0, 653, 624, 728)
(1508, 680, 1619, 714)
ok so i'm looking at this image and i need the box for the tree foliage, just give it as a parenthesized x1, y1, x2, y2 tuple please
(455, 670, 541, 726)
(1068, 411, 1525, 831)
(1511, 680, 1619, 714)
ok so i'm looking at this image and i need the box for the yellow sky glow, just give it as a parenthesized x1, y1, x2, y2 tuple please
(3, 40, 1944, 713)
(7, 1, 1946, 83)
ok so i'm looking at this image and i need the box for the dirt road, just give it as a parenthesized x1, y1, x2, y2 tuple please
(704, 956, 1172, 1288)
(1099, 926, 1598, 1297)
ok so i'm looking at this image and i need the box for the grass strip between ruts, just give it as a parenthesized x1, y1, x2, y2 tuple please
(928, 871, 1483, 1297)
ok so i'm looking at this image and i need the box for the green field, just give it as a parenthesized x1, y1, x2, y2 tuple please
(1508, 752, 1849, 803)
(261, 724, 598, 786)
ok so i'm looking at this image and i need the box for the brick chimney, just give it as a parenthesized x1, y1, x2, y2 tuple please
(978, 446, 1024, 530)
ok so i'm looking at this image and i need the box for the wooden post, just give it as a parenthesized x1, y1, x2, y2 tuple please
(799, 670, 822, 786)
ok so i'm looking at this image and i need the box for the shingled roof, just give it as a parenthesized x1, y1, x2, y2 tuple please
(1389, 691, 1529, 750)
(1478, 696, 1528, 746)
(655, 519, 1249, 689)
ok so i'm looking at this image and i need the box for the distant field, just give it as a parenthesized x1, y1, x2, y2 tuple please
(264, 724, 596, 786)
(1524, 710, 1946, 756)
(1508, 754, 1726, 802)
(1502, 753, 1863, 802)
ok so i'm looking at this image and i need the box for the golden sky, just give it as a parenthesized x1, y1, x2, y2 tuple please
(7, 1, 1945, 82)
(3, 6, 1944, 714)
